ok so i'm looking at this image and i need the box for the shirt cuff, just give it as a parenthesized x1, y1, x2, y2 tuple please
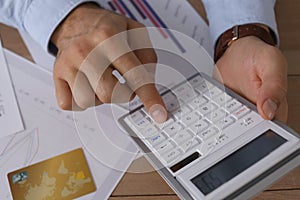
(23, 0, 102, 52)
(202, 0, 279, 47)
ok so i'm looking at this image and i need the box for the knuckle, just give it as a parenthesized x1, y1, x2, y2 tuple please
(53, 62, 68, 78)
(134, 49, 157, 64)
(58, 99, 72, 110)
(96, 86, 112, 103)
(72, 41, 90, 61)
(144, 49, 158, 63)
(76, 98, 93, 110)
(54, 65, 76, 81)
(152, 51, 158, 63)
(98, 27, 117, 40)
(99, 93, 111, 103)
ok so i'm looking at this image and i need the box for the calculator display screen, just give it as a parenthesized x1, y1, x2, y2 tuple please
(191, 130, 287, 195)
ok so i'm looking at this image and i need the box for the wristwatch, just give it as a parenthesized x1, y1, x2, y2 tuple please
(214, 24, 277, 63)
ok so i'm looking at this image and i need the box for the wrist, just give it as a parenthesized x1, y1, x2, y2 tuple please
(51, 2, 101, 49)
(214, 24, 277, 63)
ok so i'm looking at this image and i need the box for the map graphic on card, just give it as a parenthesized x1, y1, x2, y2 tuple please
(7, 148, 96, 200)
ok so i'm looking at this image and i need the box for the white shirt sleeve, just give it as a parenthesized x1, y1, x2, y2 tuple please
(0, 0, 105, 52)
(1, 0, 278, 52)
(202, 0, 278, 46)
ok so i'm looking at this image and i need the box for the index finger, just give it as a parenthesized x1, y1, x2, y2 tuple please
(114, 49, 168, 123)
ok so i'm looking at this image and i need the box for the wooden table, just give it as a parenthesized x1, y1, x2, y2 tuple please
(0, 1, 299, 199)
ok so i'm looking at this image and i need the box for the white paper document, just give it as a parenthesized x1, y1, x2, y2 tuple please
(0, 39, 24, 138)
(0, 50, 138, 200)
(103, 0, 213, 55)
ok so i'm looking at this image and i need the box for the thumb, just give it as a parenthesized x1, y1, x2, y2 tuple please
(257, 80, 287, 121)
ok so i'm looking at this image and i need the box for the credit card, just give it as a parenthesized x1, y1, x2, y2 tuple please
(8, 148, 96, 200)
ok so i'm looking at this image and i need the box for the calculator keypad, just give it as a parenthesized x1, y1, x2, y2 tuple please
(125, 75, 263, 166)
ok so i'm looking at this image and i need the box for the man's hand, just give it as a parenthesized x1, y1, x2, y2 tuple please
(214, 36, 288, 122)
(51, 3, 167, 123)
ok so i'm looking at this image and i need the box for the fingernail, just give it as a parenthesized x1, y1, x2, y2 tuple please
(149, 104, 167, 124)
(262, 99, 278, 119)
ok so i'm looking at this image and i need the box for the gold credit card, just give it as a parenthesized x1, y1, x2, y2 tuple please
(8, 148, 96, 200)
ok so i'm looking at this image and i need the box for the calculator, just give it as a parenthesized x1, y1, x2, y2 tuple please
(119, 73, 300, 200)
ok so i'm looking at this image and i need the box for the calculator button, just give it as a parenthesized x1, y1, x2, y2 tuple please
(162, 148, 182, 164)
(195, 80, 214, 93)
(213, 93, 232, 106)
(179, 91, 198, 103)
(165, 99, 180, 112)
(224, 99, 242, 113)
(154, 117, 175, 129)
(173, 83, 198, 103)
(173, 83, 193, 96)
(215, 116, 235, 130)
(199, 103, 217, 116)
(204, 81, 215, 90)
(148, 133, 166, 147)
(181, 111, 201, 126)
(133, 117, 151, 130)
(206, 108, 227, 123)
(140, 125, 159, 139)
(189, 119, 210, 134)
(232, 106, 251, 119)
(204, 86, 223, 99)
(172, 105, 191, 120)
(189, 96, 207, 109)
(189, 75, 204, 88)
(163, 122, 183, 137)
(198, 127, 219, 140)
(180, 138, 201, 152)
(194, 81, 211, 94)
(128, 110, 145, 123)
(163, 92, 180, 112)
(172, 129, 193, 145)
(162, 91, 177, 104)
(155, 140, 175, 154)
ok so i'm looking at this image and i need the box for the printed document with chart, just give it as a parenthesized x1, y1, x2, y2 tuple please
(0, 50, 138, 200)
(0, 39, 24, 137)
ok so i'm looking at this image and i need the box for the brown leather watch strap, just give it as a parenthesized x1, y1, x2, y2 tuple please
(214, 24, 276, 63)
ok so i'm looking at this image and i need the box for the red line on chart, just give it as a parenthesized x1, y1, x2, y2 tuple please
(136, 0, 168, 39)
(113, 0, 126, 15)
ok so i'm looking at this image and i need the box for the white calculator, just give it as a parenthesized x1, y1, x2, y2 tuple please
(119, 73, 300, 200)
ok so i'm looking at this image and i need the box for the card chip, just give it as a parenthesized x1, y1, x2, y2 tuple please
(12, 171, 28, 184)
